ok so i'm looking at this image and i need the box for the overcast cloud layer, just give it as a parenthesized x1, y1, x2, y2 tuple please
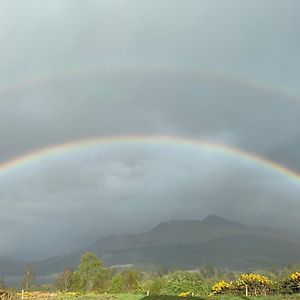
(0, 0, 300, 260)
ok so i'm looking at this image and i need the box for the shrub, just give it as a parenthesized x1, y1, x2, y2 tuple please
(280, 272, 300, 294)
(165, 271, 209, 296)
(211, 280, 233, 295)
(236, 273, 273, 296)
(143, 276, 166, 295)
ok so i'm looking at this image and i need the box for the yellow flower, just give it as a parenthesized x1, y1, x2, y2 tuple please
(212, 281, 233, 294)
(291, 272, 300, 282)
(179, 291, 191, 297)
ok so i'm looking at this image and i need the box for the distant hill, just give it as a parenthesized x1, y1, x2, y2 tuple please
(0, 256, 25, 276)
(1, 215, 300, 277)
(89, 214, 299, 252)
(107, 234, 300, 270)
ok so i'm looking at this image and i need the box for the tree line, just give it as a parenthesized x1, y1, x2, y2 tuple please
(3, 252, 300, 297)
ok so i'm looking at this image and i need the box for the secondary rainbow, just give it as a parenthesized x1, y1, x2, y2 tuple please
(1, 65, 299, 104)
(0, 134, 300, 184)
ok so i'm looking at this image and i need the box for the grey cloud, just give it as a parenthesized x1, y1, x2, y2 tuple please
(0, 0, 300, 259)
(1, 144, 300, 259)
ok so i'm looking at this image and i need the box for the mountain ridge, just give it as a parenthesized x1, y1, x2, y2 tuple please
(1, 215, 300, 276)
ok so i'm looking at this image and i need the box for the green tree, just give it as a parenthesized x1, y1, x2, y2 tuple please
(55, 268, 74, 291)
(121, 270, 142, 293)
(108, 274, 123, 293)
(143, 275, 166, 295)
(93, 267, 110, 292)
(108, 270, 142, 294)
(78, 252, 109, 292)
(70, 271, 81, 291)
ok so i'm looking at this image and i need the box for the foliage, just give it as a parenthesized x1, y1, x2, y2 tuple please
(108, 274, 123, 294)
(55, 268, 74, 291)
(69, 272, 82, 292)
(178, 291, 192, 297)
(142, 276, 166, 295)
(236, 273, 273, 296)
(9, 251, 300, 298)
(165, 271, 208, 296)
(211, 273, 274, 296)
(121, 270, 142, 294)
(0, 290, 13, 300)
(108, 270, 142, 294)
(77, 252, 110, 292)
(211, 280, 233, 295)
(289, 271, 300, 293)
(279, 272, 300, 294)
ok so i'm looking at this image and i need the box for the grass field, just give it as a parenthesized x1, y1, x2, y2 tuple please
(54, 295, 300, 300)
(136, 296, 300, 300)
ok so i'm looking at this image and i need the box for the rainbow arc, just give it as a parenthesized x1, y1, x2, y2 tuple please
(0, 135, 299, 185)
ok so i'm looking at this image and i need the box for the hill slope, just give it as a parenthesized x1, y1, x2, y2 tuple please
(1, 215, 300, 276)
(32, 215, 300, 274)
(107, 234, 300, 270)
(0, 256, 26, 276)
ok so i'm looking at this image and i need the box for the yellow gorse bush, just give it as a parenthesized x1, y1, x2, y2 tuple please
(237, 273, 272, 286)
(290, 272, 300, 282)
(212, 281, 233, 294)
(211, 274, 273, 296)
(236, 273, 273, 296)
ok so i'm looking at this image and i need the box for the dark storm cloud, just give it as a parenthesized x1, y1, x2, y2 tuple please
(1, 144, 299, 259)
(0, 0, 300, 259)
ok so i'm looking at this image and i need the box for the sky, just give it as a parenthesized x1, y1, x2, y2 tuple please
(0, 0, 300, 260)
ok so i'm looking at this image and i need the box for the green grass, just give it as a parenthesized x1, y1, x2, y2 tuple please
(105, 294, 300, 300)
(132, 295, 300, 300)
(23, 294, 300, 300)
(55, 294, 143, 300)
(214, 297, 300, 300)
(116, 295, 144, 300)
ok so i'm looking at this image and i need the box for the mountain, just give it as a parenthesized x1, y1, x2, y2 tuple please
(2, 215, 300, 277)
(107, 234, 300, 270)
(86, 215, 299, 258)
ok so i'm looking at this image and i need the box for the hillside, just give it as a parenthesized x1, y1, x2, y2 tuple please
(1, 215, 300, 276)
(0, 256, 26, 276)
(107, 234, 300, 270)
(87, 215, 298, 253)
